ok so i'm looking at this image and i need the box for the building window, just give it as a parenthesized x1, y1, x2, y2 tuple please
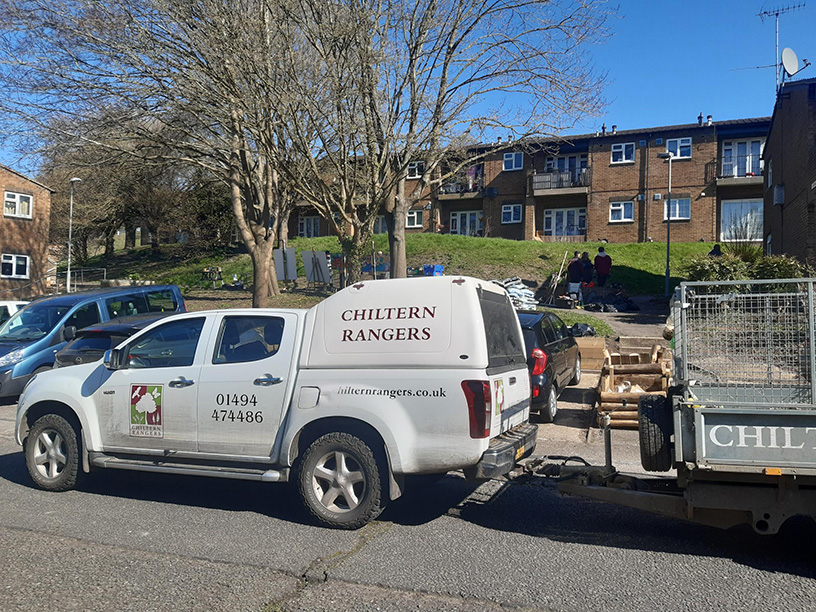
(543, 208, 586, 236)
(721, 199, 763, 241)
(655, 138, 663, 145)
(611, 143, 635, 164)
(767, 159, 773, 188)
(665, 198, 691, 221)
(4, 192, 32, 219)
(407, 161, 425, 179)
(449, 210, 483, 236)
(501, 204, 522, 224)
(0, 254, 29, 279)
(722, 139, 763, 177)
(667, 137, 692, 159)
(503, 152, 523, 171)
(609, 201, 634, 223)
(406, 210, 423, 229)
(298, 216, 321, 238)
(373, 216, 388, 234)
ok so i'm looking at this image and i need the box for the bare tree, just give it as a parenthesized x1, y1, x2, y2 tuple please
(273, 0, 609, 278)
(0, 0, 305, 306)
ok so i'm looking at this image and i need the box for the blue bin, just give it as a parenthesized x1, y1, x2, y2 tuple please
(423, 264, 444, 276)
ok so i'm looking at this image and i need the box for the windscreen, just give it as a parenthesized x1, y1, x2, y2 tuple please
(0, 303, 70, 342)
(478, 288, 525, 373)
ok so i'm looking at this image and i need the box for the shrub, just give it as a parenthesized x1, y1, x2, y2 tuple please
(724, 241, 763, 264)
(750, 255, 815, 280)
(681, 253, 750, 282)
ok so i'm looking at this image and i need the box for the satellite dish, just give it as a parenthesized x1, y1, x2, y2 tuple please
(781, 47, 799, 76)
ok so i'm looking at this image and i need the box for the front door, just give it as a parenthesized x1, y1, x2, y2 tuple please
(95, 316, 209, 453)
(196, 313, 298, 457)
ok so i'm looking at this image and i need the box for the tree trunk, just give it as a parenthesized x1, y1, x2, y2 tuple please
(124, 224, 136, 249)
(250, 238, 276, 307)
(343, 236, 368, 285)
(278, 209, 290, 246)
(389, 179, 409, 278)
(103, 231, 115, 259)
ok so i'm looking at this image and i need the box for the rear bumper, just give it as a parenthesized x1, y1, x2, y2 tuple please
(470, 422, 538, 480)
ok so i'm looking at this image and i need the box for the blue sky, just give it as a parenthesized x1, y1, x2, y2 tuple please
(4, 0, 815, 175)
(575, 0, 816, 134)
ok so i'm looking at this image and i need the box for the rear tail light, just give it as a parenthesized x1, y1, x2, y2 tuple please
(462, 380, 491, 439)
(531, 348, 548, 376)
(532, 385, 540, 398)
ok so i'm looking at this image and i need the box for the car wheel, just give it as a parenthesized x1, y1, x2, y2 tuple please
(638, 394, 673, 472)
(25, 414, 80, 492)
(541, 384, 558, 422)
(569, 354, 582, 386)
(298, 432, 383, 529)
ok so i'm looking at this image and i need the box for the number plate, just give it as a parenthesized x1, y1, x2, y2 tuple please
(515, 445, 525, 460)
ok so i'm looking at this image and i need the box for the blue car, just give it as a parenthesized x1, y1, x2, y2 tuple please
(0, 285, 185, 399)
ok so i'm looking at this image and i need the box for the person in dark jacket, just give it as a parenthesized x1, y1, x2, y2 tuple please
(580, 252, 594, 284)
(594, 246, 612, 287)
(708, 243, 723, 257)
(567, 251, 582, 283)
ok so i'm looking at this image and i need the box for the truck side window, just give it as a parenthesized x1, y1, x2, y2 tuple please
(106, 295, 149, 318)
(213, 316, 284, 364)
(146, 289, 178, 312)
(126, 318, 205, 368)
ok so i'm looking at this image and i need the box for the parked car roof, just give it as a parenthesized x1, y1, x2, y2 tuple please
(73, 312, 174, 336)
(516, 310, 546, 327)
(26, 285, 182, 307)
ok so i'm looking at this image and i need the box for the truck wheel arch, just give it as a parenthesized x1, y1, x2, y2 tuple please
(291, 417, 401, 501)
(22, 401, 89, 473)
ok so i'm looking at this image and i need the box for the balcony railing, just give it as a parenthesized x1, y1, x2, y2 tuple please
(532, 167, 591, 191)
(707, 154, 763, 182)
(439, 176, 484, 195)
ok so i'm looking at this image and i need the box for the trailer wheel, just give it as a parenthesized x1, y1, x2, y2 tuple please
(638, 394, 673, 472)
(297, 432, 383, 529)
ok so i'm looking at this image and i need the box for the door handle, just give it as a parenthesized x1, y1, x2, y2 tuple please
(169, 377, 195, 388)
(254, 374, 282, 387)
(509, 377, 517, 385)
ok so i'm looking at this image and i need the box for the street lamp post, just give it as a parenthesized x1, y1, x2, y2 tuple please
(67, 177, 82, 293)
(657, 152, 674, 298)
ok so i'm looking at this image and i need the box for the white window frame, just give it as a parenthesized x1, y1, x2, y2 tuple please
(543, 207, 586, 237)
(667, 137, 692, 159)
(609, 201, 634, 223)
(664, 198, 691, 221)
(611, 143, 635, 164)
(4, 191, 33, 219)
(373, 215, 388, 234)
(0, 254, 29, 279)
(501, 204, 522, 224)
(297, 215, 321, 238)
(722, 139, 764, 178)
(720, 198, 763, 242)
(449, 210, 484, 236)
(503, 152, 523, 171)
(407, 161, 425, 179)
(406, 210, 423, 229)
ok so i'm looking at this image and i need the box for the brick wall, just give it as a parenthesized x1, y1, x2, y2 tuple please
(0, 167, 51, 298)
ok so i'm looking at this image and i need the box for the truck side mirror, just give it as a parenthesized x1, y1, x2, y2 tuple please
(64, 325, 76, 342)
(103, 348, 121, 370)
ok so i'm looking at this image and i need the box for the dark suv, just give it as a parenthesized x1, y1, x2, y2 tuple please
(516, 310, 581, 422)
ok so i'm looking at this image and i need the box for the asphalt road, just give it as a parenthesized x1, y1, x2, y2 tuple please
(2, 395, 816, 612)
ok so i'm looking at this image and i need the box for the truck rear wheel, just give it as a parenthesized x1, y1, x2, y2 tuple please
(25, 414, 80, 491)
(298, 432, 383, 529)
(638, 394, 673, 472)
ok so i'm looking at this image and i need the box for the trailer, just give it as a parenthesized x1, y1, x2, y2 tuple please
(525, 278, 816, 534)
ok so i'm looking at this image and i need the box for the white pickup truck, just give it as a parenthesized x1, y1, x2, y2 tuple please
(16, 276, 536, 528)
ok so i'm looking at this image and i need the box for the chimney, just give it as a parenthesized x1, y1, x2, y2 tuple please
(497, 136, 502, 143)
(697, 113, 703, 126)
(612, 125, 617, 134)
(601, 123, 606, 136)
(508, 135, 513, 142)
(707, 115, 713, 126)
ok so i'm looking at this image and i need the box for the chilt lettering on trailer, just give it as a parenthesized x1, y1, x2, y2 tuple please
(340, 306, 436, 343)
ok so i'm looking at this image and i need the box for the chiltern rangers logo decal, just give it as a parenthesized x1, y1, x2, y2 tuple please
(130, 384, 163, 438)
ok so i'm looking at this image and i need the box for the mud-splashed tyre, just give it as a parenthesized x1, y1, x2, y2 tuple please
(25, 414, 80, 492)
(298, 432, 383, 529)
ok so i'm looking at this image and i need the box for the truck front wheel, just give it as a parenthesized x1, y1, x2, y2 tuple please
(638, 394, 673, 472)
(298, 432, 383, 529)
(25, 414, 80, 491)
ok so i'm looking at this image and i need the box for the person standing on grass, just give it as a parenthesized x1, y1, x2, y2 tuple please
(567, 251, 582, 283)
(594, 246, 612, 287)
(580, 252, 594, 284)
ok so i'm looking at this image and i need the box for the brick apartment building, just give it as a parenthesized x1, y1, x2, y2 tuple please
(763, 77, 816, 263)
(290, 115, 771, 247)
(0, 164, 52, 298)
